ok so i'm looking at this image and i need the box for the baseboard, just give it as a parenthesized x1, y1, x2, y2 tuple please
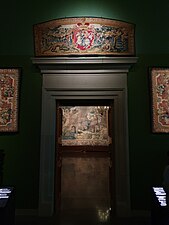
(15, 208, 38, 216)
(15, 208, 151, 218)
(130, 209, 151, 217)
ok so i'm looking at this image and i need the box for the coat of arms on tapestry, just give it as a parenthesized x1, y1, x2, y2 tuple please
(150, 67, 169, 133)
(33, 17, 135, 56)
(0, 68, 20, 132)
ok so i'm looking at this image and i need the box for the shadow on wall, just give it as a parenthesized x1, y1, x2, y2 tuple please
(0, 150, 5, 185)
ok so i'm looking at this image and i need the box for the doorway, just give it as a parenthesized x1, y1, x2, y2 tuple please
(32, 56, 137, 217)
(55, 100, 115, 224)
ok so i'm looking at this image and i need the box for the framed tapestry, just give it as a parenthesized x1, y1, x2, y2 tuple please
(150, 67, 169, 133)
(60, 106, 111, 146)
(33, 17, 135, 56)
(0, 68, 21, 132)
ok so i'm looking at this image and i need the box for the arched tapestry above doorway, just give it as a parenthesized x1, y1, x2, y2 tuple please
(33, 17, 135, 56)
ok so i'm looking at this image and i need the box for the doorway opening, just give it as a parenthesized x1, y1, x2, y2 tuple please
(55, 99, 115, 224)
(32, 56, 137, 217)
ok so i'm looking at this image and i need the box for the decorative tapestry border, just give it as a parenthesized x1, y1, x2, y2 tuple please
(150, 67, 169, 133)
(0, 68, 20, 132)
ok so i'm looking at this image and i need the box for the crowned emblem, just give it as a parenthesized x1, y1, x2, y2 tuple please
(73, 23, 95, 51)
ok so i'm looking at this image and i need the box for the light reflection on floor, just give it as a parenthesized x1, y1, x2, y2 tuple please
(59, 209, 111, 225)
(97, 207, 111, 223)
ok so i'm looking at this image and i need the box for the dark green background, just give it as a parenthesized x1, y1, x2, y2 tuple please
(0, 0, 169, 210)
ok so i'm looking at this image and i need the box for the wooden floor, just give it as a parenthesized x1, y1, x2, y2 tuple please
(15, 215, 151, 225)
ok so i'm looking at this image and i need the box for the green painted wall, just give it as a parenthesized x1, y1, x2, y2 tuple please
(0, 0, 169, 210)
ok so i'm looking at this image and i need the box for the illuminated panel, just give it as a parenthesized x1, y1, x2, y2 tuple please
(0, 188, 11, 199)
(153, 187, 167, 207)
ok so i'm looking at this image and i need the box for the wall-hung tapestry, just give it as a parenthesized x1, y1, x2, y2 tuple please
(34, 17, 135, 56)
(60, 106, 111, 146)
(0, 68, 20, 132)
(150, 67, 169, 133)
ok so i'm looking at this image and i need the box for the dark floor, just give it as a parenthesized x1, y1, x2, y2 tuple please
(15, 215, 151, 225)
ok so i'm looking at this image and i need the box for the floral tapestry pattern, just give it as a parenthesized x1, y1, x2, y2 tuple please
(34, 17, 135, 56)
(0, 69, 20, 132)
(151, 68, 169, 133)
(61, 106, 110, 146)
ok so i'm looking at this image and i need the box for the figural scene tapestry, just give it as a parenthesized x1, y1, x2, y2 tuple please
(60, 106, 111, 146)
(0, 68, 20, 132)
(34, 17, 135, 56)
(150, 67, 169, 133)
